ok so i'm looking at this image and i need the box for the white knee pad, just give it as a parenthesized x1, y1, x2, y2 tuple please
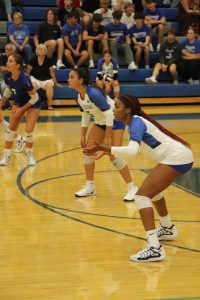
(25, 132, 34, 143)
(114, 85, 120, 93)
(111, 158, 126, 170)
(152, 192, 164, 202)
(134, 195, 153, 210)
(83, 155, 94, 165)
(6, 128, 16, 142)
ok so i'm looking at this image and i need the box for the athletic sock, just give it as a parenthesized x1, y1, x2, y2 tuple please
(4, 149, 11, 156)
(146, 229, 160, 248)
(86, 180, 94, 187)
(152, 75, 156, 80)
(127, 182, 135, 189)
(160, 214, 173, 228)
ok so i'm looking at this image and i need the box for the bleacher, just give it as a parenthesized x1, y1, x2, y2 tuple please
(0, 0, 199, 104)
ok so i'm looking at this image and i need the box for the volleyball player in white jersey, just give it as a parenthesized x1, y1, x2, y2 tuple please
(68, 68, 138, 201)
(84, 95, 193, 262)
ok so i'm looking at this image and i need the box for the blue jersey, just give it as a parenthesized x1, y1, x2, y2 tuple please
(129, 24, 150, 43)
(62, 23, 82, 48)
(180, 38, 200, 54)
(5, 71, 34, 105)
(105, 22, 128, 44)
(8, 24, 30, 45)
(143, 7, 164, 21)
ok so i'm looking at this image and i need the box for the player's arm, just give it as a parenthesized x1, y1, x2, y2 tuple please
(76, 34, 82, 52)
(9, 35, 19, 47)
(0, 85, 12, 108)
(22, 36, 30, 47)
(63, 35, 74, 52)
(80, 111, 90, 148)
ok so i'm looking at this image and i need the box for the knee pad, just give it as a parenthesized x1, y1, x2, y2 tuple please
(152, 192, 163, 202)
(25, 132, 34, 143)
(83, 155, 94, 165)
(114, 85, 120, 93)
(111, 158, 126, 170)
(134, 195, 152, 210)
(6, 128, 16, 142)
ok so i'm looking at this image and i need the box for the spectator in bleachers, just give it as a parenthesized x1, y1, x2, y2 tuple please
(145, 28, 181, 84)
(8, 12, 33, 65)
(105, 10, 137, 69)
(129, 12, 150, 68)
(34, 8, 65, 69)
(0, 44, 15, 97)
(177, 26, 200, 84)
(94, 0, 112, 26)
(58, 0, 79, 27)
(121, 2, 135, 29)
(144, 0, 166, 52)
(177, 0, 200, 35)
(57, 0, 80, 8)
(27, 44, 62, 110)
(112, 0, 127, 11)
(2, 0, 12, 21)
(83, 13, 108, 68)
(96, 50, 120, 97)
(62, 10, 88, 68)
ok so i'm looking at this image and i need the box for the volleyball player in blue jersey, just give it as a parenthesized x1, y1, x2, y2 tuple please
(0, 54, 41, 166)
(68, 68, 138, 201)
(84, 95, 193, 262)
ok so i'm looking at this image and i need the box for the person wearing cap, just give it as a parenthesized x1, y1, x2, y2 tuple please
(145, 28, 181, 84)
(129, 12, 151, 68)
(94, 0, 112, 26)
(144, 0, 166, 52)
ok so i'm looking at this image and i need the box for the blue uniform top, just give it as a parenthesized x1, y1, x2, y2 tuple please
(105, 22, 129, 44)
(8, 24, 30, 45)
(129, 24, 151, 43)
(180, 38, 200, 54)
(143, 7, 164, 22)
(61, 23, 82, 48)
(4, 70, 34, 105)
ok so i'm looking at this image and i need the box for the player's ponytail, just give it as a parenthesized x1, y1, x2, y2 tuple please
(11, 53, 24, 71)
(119, 95, 191, 148)
(73, 67, 91, 86)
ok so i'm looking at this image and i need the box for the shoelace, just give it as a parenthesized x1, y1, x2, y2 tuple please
(158, 226, 171, 237)
(139, 247, 159, 259)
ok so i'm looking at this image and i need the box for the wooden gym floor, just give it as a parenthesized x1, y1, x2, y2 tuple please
(0, 105, 200, 300)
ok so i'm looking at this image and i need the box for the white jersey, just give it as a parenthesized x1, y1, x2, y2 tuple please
(129, 116, 193, 165)
(77, 86, 114, 127)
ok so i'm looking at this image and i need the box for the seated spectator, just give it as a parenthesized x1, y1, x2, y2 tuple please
(112, 0, 127, 11)
(27, 44, 62, 110)
(2, 0, 12, 21)
(0, 44, 15, 97)
(94, 0, 112, 26)
(57, 0, 80, 8)
(105, 10, 137, 70)
(121, 2, 135, 29)
(8, 12, 33, 64)
(62, 10, 88, 68)
(96, 50, 120, 98)
(129, 12, 150, 68)
(177, 0, 199, 35)
(144, 0, 166, 52)
(34, 8, 65, 69)
(177, 26, 200, 84)
(58, 0, 79, 27)
(83, 13, 108, 68)
(145, 28, 181, 84)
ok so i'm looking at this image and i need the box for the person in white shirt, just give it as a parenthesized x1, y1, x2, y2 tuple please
(94, 0, 113, 26)
(121, 2, 135, 29)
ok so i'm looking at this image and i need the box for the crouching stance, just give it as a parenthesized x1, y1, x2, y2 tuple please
(84, 95, 193, 262)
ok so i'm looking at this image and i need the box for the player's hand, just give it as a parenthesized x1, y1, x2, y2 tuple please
(73, 50, 80, 57)
(83, 141, 102, 155)
(18, 45, 23, 51)
(98, 34, 104, 41)
(80, 135, 86, 148)
(13, 107, 24, 118)
(90, 150, 105, 160)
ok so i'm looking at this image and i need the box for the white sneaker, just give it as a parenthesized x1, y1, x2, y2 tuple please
(14, 136, 26, 153)
(188, 78, 194, 84)
(173, 80, 178, 85)
(145, 65, 150, 69)
(128, 61, 137, 70)
(75, 184, 96, 197)
(194, 80, 200, 84)
(123, 185, 138, 202)
(156, 44, 161, 52)
(0, 151, 10, 166)
(88, 60, 95, 68)
(56, 60, 65, 69)
(130, 244, 166, 262)
(26, 151, 36, 166)
(157, 224, 178, 241)
(149, 43, 154, 52)
(145, 76, 157, 84)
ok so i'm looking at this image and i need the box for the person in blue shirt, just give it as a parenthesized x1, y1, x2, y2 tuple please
(8, 12, 33, 64)
(62, 10, 88, 68)
(129, 12, 151, 68)
(144, 0, 166, 52)
(96, 50, 120, 98)
(105, 10, 137, 70)
(84, 95, 193, 262)
(0, 54, 41, 166)
(177, 27, 200, 84)
(68, 67, 138, 201)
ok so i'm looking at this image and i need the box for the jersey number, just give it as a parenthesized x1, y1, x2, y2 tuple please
(11, 88, 17, 95)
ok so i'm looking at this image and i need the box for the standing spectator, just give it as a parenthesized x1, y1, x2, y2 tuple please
(83, 13, 108, 68)
(144, 0, 166, 52)
(121, 2, 135, 29)
(129, 12, 150, 68)
(62, 10, 88, 68)
(105, 10, 137, 70)
(27, 44, 62, 110)
(145, 28, 181, 84)
(177, 27, 200, 84)
(94, 0, 113, 26)
(2, 0, 12, 21)
(34, 8, 65, 69)
(177, 0, 199, 35)
(8, 12, 33, 64)
(96, 50, 120, 98)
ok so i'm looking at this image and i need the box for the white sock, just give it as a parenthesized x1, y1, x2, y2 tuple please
(57, 59, 62, 63)
(127, 182, 135, 189)
(89, 59, 94, 63)
(160, 214, 172, 228)
(146, 229, 160, 248)
(4, 149, 11, 156)
(15, 134, 21, 142)
(152, 75, 156, 80)
(26, 148, 33, 154)
(86, 180, 94, 186)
